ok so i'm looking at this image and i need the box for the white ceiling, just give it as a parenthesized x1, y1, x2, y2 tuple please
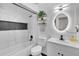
(34, 3, 70, 12)
(21, 3, 71, 13)
(33, 3, 71, 18)
(21, 3, 40, 12)
(21, 3, 77, 16)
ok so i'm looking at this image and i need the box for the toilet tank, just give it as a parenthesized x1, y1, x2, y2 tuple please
(37, 36, 47, 47)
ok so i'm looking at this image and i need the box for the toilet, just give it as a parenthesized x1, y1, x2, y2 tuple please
(31, 36, 47, 56)
(31, 45, 42, 56)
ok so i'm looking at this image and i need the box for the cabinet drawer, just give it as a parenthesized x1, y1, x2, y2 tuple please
(56, 43, 79, 56)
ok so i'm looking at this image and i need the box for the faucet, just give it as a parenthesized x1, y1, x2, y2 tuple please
(59, 35, 64, 41)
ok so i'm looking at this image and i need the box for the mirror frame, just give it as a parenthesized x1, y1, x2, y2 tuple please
(53, 12, 71, 33)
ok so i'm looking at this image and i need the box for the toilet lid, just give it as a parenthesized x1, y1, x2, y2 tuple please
(31, 45, 42, 53)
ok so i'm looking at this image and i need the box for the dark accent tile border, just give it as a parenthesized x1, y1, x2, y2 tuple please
(0, 20, 28, 31)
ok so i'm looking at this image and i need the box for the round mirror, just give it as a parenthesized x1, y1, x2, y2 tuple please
(53, 13, 70, 33)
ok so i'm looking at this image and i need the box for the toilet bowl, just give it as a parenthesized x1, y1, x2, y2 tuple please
(31, 36, 47, 56)
(31, 45, 42, 56)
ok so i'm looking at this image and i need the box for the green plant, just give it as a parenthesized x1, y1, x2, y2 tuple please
(37, 10, 46, 18)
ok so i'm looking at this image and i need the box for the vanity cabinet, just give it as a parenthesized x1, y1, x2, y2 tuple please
(47, 42, 79, 56)
(47, 42, 59, 56)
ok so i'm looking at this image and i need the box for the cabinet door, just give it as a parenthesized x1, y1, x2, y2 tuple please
(62, 50, 76, 56)
(47, 42, 60, 56)
(57, 44, 79, 56)
(47, 42, 79, 56)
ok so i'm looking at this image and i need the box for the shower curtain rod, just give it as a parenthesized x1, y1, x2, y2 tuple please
(12, 3, 37, 14)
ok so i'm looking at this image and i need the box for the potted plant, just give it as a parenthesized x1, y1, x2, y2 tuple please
(37, 10, 47, 24)
(37, 10, 47, 32)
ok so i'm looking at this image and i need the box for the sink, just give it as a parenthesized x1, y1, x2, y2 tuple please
(48, 37, 79, 49)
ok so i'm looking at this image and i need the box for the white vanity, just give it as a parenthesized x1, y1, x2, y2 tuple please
(47, 38, 79, 56)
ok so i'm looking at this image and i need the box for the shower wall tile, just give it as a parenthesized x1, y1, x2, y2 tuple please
(0, 3, 32, 55)
(15, 30, 29, 44)
(0, 31, 10, 50)
(0, 40, 9, 50)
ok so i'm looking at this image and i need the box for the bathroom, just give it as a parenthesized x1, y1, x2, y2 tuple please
(0, 3, 79, 56)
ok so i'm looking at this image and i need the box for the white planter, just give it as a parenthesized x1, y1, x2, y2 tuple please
(39, 23, 46, 32)
(37, 17, 47, 32)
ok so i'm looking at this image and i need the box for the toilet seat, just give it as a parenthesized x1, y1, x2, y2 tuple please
(31, 45, 42, 56)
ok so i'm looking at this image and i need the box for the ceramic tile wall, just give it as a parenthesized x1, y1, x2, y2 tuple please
(0, 3, 31, 55)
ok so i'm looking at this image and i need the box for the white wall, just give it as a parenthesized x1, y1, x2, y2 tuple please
(28, 14, 38, 44)
(37, 3, 78, 40)
(0, 3, 33, 55)
(48, 4, 76, 38)
(76, 4, 79, 25)
(22, 3, 40, 12)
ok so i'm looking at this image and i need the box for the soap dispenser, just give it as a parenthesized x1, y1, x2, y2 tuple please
(69, 35, 77, 44)
(60, 35, 64, 41)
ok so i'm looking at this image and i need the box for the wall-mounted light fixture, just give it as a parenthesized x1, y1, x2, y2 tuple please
(54, 4, 69, 12)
